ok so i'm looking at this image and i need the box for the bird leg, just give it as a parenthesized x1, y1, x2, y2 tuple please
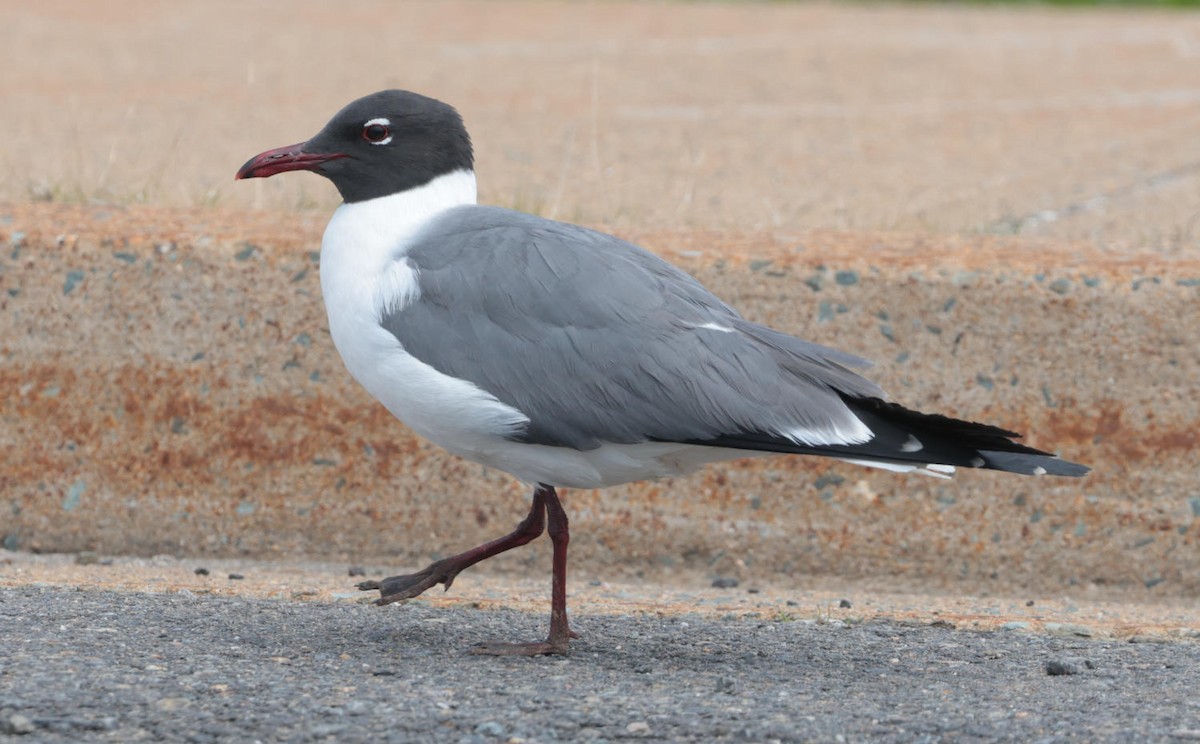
(357, 486, 548, 605)
(470, 485, 574, 656)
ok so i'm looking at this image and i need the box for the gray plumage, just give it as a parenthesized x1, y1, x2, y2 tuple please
(383, 206, 880, 451)
(237, 89, 1087, 657)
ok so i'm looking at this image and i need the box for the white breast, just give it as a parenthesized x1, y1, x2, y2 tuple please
(316, 170, 793, 489)
(318, 170, 532, 457)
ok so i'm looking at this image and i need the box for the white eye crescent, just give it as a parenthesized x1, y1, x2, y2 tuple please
(362, 117, 392, 145)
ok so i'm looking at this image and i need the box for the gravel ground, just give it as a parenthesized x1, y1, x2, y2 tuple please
(3, 587, 1199, 742)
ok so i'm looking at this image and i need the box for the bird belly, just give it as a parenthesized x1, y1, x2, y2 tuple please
(329, 311, 531, 447)
(327, 317, 760, 487)
(466, 439, 765, 489)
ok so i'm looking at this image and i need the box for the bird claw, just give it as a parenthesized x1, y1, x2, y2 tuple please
(357, 560, 458, 605)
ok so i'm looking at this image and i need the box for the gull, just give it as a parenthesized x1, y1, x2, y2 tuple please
(236, 90, 1087, 655)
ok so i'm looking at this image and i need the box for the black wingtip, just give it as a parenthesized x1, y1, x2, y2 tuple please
(979, 450, 1091, 478)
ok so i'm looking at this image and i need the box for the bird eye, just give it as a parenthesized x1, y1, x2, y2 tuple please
(362, 118, 392, 145)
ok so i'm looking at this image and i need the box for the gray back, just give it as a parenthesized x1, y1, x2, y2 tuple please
(383, 205, 882, 450)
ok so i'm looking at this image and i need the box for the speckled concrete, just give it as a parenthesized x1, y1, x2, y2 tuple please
(2, 204, 1196, 599)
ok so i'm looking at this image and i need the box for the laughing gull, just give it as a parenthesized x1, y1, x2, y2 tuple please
(237, 90, 1088, 655)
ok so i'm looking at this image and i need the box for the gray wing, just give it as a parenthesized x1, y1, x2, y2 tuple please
(384, 205, 883, 450)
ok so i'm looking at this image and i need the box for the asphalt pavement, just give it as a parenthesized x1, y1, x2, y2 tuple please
(3, 586, 1199, 742)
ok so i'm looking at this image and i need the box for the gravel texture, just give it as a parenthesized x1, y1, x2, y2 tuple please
(3, 586, 1200, 742)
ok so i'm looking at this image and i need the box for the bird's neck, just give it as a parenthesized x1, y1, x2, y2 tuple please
(321, 167, 477, 265)
(318, 168, 477, 335)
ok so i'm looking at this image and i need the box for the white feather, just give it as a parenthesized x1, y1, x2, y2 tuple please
(779, 413, 874, 447)
(320, 170, 533, 450)
(836, 457, 956, 480)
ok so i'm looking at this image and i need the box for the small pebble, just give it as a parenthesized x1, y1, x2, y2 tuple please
(626, 721, 650, 734)
(474, 720, 506, 737)
(3, 714, 35, 735)
(1045, 658, 1093, 676)
(63, 270, 86, 295)
(1044, 622, 1092, 638)
(308, 724, 348, 738)
(194, 567, 210, 576)
(715, 676, 738, 693)
(228, 573, 245, 581)
(1048, 278, 1072, 295)
(711, 577, 739, 589)
(75, 551, 100, 565)
(838, 599, 852, 609)
(348, 566, 366, 577)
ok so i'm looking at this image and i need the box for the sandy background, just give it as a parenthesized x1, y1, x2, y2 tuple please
(5, 1, 1200, 243)
(2, 1, 1199, 624)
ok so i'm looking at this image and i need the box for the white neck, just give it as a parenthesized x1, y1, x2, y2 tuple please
(319, 168, 477, 370)
(323, 168, 478, 264)
(319, 168, 476, 307)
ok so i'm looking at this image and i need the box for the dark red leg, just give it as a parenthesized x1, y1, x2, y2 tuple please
(471, 485, 574, 656)
(358, 486, 547, 605)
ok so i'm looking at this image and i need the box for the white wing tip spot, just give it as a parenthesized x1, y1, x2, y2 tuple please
(970, 456, 986, 468)
(1033, 466, 1047, 476)
(900, 435, 923, 453)
(926, 464, 956, 475)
